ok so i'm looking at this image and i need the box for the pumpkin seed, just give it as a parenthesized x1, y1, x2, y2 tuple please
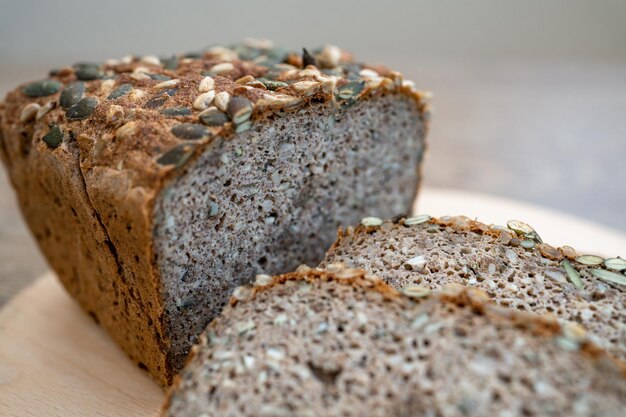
(156, 143, 196, 168)
(227, 96, 253, 125)
(42, 126, 63, 148)
(403, 214, 431, 226)
(107, 83, 132, 100)
(74, 63, 103, 80)
(402, 285, 431, 298)
(562, 259, 583, 289)
(575, 255, 604, 266)
(604, 258, 626, 271)
(590, 268, 626, 286)
(60, 81, 85, 109)
(171, 123, 210, 140)
(66, 97, 98, 120)
(160, 106, 191, 117)
(361, 217, 383, 227)
(22, 80, 62, 97)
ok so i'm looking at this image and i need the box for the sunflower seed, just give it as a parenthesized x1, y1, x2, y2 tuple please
(22, 80, 62, 97)
(140, 55, 161, 66)
(74, 63, 103, 80)
(302, 48, 317, 67)
(604, 258, 626, 271)
(36, 101, 55, 120)
(359, 68, 379, 78)
(154, 79, 179, 90)
(235, 75, 255, 85)
(227, 96, 253, 125)
(65, 97, 98, 120)
(256, 93, 302, 109)
(199, 107, 229, 126)
(317, 45, 341, 68)
(60, 81, 85, 109)
(403, 214, 431, 226)
(130, 70, 151, 81)
(402, 285, 431, 299)
(156, 143, 196, 168)
(562, 259, 583, 289)
(405, 255, 426, 269)
(116, 121, 136, 139)
(214, 91, 231, 112)
(108, 83, 133, 100)
(506, 220, 535, 236)
(42, 126, 63, 148)
(235, 121, 252, 133)
(590, 268, 626, 286)
(171, 123, 210, 140)
(291, 81, 320, 96)
(210, 62, 234, 75)
(361, 217, 383, 227)
(148, 73, 171, 81)
(160, 106, 191, 117)
(575, 255, 604, 266)
(299, 67, 321, 77)
(537, 243, 563, 261)
(19, 103, 40, 122)
(193, 91, 216, 110)
(197, 76, 215, 93)
(560, 245, 577, 259)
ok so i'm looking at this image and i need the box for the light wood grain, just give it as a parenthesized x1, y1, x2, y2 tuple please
(1, 188, 625, 417)
(0, 275, 163, 417)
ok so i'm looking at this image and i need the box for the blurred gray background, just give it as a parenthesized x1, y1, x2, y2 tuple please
(1, 0, 625, 304)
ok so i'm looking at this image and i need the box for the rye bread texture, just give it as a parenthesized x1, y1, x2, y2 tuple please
(0, 41, 429, 385)
(163, 266, 626, 417)
(322, 215, 626, 360)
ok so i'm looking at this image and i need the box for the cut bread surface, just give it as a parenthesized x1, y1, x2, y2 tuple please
(154, 94, 423, 371)
(164, 266, 626, 417)
(322, 215, 626, 360)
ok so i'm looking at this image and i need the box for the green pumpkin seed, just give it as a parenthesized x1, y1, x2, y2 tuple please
(74, 63, 103, 80)
(575, 255, 604, 266)
(227, 96, 253, 125)
(257, 78, 288, 91)
(160, 106, 192, 117)
(42, 126, 63, 148)
(107, 83, 132, 100)
(148, 73, 171, 81)
(507, 220, 542, 243)
(171, 123, 210, 140)
(199, 109, 229, 126)
(22, 80, 62, 97)
(562, 259, 583, 289)
(403, 214, 431, 226)
(520, 240, 536, 249)
(60, 81, 85, 109)
(337, 81, 365, 100)
(604, 258, 626, 271)
(156, 143, 196, 168)
(361, 217, 383, 227)
(160, 55, 179, 70)
(590, 268, 626, 286)
(66, 97, 98, 120)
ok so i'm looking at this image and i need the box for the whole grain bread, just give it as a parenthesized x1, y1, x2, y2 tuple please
(163, 266, 626, 417)
(322, 215, 626, 360)
(0, 40, 429, 385)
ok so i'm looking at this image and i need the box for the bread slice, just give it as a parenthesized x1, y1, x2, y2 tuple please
(322, 215, 626, 360)
(163, 266, 626, 417)
(0, 41, 429, 385)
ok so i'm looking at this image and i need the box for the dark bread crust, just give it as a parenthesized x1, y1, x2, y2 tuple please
(0, 43, 429, 385)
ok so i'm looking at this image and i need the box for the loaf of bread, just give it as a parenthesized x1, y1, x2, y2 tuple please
(0, 40, 430, 385)
(163, 266, 626, 417)
(322, 215, 626, 360)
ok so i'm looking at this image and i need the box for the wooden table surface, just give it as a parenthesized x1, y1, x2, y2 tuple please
(1, 61, 625, 306)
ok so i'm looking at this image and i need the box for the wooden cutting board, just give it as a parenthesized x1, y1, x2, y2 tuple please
(1, 187, 625, 417)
